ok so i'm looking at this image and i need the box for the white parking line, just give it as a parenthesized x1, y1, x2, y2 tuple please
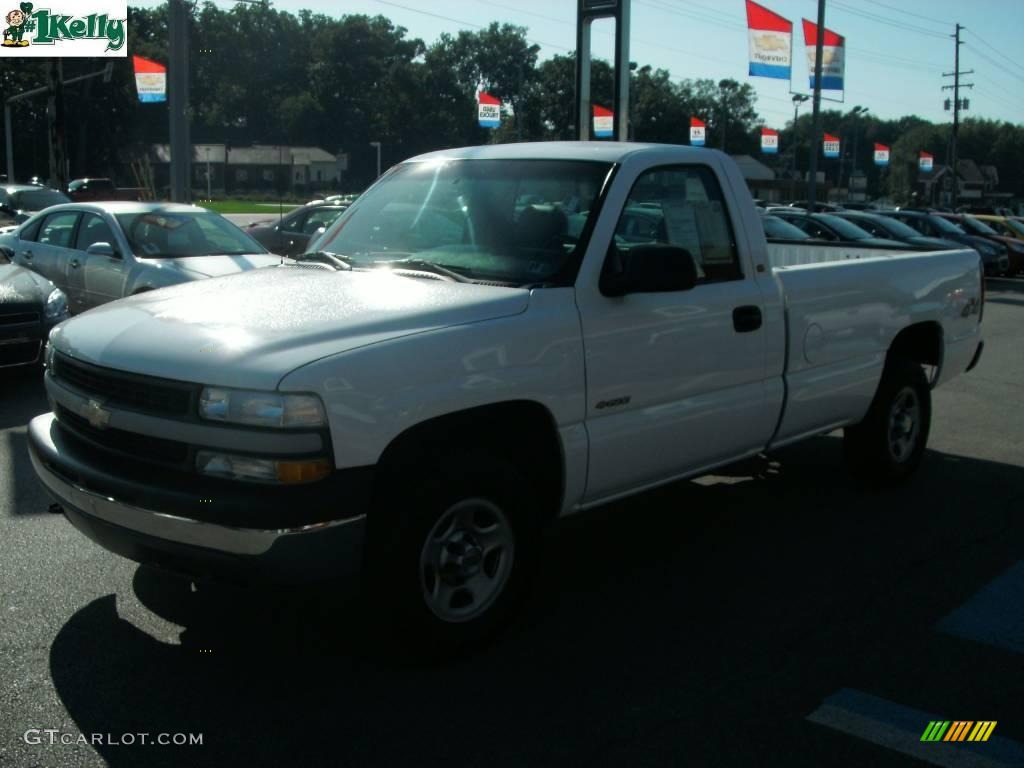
(806, 689, 1024, 768)
(937, 561, 1024, 655)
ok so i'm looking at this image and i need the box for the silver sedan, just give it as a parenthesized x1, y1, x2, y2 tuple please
(2, 202, 281, 314)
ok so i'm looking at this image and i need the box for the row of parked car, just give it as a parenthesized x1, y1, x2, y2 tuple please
(758, 202, 1024, 277)
(0, 185, 355, 369)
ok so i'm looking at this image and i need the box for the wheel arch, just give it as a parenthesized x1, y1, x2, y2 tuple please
(887, 321, 944, 385)
(375, 400, 565, 524)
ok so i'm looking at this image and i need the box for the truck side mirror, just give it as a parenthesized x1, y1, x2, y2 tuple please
(86, 241, 118, 258)
(600, 244, 698, 297)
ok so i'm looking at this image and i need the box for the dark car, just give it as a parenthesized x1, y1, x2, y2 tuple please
(785, 200, 847, 212)
(0, 185, 72, 227)
(770, 211, 905, 247)
(832, 211, 961, 251)
(881, 210, 1009, 276)
(761, 214, 812, 240)
(0, 245, 69, 368)
(935, 213, 1024, 275)
(246, 202, 349, 257)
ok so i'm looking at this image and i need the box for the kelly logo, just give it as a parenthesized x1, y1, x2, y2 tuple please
(1, 1, 127, 56)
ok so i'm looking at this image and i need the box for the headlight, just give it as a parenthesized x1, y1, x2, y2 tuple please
(195, 450, 332, 484)
(199, 387, 326, 428)
(43, 288, 68, 320)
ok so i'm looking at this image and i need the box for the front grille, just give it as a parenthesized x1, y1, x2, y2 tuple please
(52, 354, 196, 418)
(57, 405, 190, 466)
(0, 339, 41, 366)
(0, 311, 39, 326)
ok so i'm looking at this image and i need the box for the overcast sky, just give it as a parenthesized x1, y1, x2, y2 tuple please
(150, 0, 1024, 127)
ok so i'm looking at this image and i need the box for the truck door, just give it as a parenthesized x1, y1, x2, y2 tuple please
(576, 164, 776, 502)
(69, 212, 127, 311)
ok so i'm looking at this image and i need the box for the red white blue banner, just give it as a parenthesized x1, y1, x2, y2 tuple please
(593, 105, 614, 137)
(761, 127, 779, 154)
(690, 116, 706, 146)
(919, 152, 934, 172)
(874, 143, 890, 167)
(133, 55, 166, 103)
(746, 0, 792, 80)
(802, 19, 845, 91)
(478, 92, 501, 128)
(823, 133, 840, 158)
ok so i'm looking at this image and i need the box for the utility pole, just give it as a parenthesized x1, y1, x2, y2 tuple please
(942, 23, 973, 209)
(806, 0, 826, 211)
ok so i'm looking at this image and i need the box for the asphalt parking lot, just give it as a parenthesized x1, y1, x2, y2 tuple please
(1, 279, 1022, 768)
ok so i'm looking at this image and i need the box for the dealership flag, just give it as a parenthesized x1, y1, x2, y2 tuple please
(919, 152, 934, 172)
(823, 133, 840, 158)
(690, 117, 706, 146)
(874, 143, 890, 167)
(133, 55, 166, 103)
(478, 92, 501, 128)
(593, 105, 614, 138)
(761, 127, 779, 154)
(802, 19, 845, 90)
(746, 0, 792, 80)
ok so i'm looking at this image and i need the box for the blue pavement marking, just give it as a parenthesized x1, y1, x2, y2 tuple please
(806, 688, 1024, 768)
(937, 561, 1024, 655)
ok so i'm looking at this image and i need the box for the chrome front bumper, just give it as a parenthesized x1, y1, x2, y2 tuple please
(29, 413, 366, 583)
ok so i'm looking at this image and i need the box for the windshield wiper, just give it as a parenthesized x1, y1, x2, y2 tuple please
(376, 257, 471, 283)
(293, 250, 353, 271)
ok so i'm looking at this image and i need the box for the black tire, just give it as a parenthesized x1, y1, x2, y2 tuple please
(364, 452, 541, 656)
(844, 358, 931, 484)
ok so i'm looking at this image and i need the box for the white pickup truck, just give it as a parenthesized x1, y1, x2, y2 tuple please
(29, 142, 984, 648)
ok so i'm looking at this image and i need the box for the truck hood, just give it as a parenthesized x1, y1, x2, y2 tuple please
(49, 265, 531, 390)
(148, 253, 282, 279)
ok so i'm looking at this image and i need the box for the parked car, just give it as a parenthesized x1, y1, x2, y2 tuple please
(934, 213, 1024, 275)
(770, 210, 905, 247)
(832, 211, 961, 251)
(880, 210, 1009, 276)
(785, 200, 846, 212)
(0, 185, 71, 226)
(6, 202, 280, 314)
(973, 214, 1024, 244)
(835, 201, 877, 211)
(66, 177, 145, 203)
(0, 245, 68, 368)
(761, 213, 813, 240)
(246, 201, 349, 257)
(30, 143, 984, 649)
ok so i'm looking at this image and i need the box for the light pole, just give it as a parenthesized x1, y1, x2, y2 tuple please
(369, 141, 381, 178)
(791, 94, 809, 200)
(205, 146, 211, 200)
(838, 105, 868, 196)
(849, 105, 869, 199)
(718, 79, 737, 152)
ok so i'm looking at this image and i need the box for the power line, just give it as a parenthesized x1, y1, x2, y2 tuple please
(968, 30, 1024, 79)
(474, 0, 570, 27)
(828, 0, 948, 40)
(964, 44, 1024, 86)
(861, 0, 949, 28)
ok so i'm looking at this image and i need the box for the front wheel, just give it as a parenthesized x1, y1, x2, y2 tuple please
(844, 358, 931, 484)
(365, 453, 540, 654)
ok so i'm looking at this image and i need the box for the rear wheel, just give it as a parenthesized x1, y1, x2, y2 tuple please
(844, 358, 931, 484)
(365, 452, 540, 655)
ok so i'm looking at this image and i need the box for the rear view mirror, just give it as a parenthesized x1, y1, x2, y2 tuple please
(86, 241, 118, 258)
(601, 244, 698, 297)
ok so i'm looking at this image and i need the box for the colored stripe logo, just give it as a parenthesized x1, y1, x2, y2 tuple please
(921, 721, 997, 742)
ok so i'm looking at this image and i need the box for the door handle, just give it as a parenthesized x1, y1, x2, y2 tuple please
(733, 305, 763, 333)
(70, 258, 80, 269)
(23, 250, 33, 260)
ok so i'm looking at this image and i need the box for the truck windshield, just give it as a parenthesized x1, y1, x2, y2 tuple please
(315, 159, 613, 286)
(116, 211, 268, 258)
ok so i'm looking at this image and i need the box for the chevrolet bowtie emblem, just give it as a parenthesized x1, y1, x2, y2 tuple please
(82, 399, 111, 429)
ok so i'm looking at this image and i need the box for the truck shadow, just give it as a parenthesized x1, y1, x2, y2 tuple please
(48, 437, 1024, 767)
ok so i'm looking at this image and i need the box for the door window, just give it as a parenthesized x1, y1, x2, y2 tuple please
(38, 211, 80, 249)
(19, 215, 44, 242)
(76, 213, 116, 251)
(280, 210, 309, 235)
(302, 207, 343, 234)
(614, 165, 742, 283)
